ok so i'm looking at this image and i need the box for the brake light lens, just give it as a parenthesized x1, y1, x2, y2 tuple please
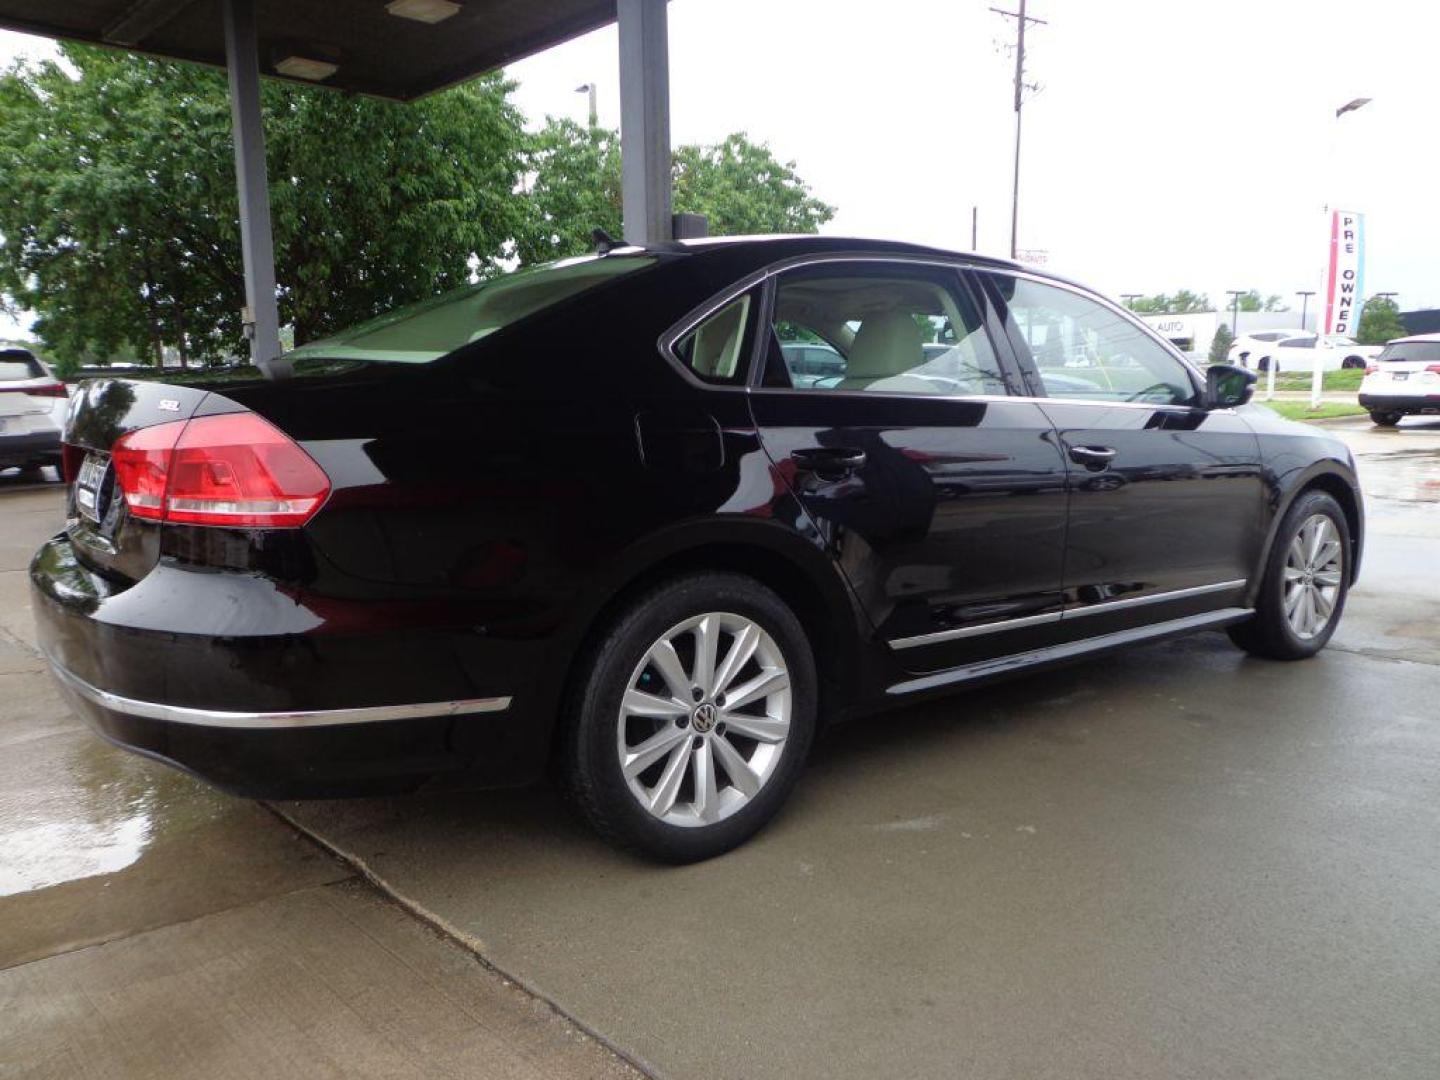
(25, 382, 68, 398)
(1427, 365, 1440, 376)
(1365, 364, 1378, 375)
(111, 413, 330, 528)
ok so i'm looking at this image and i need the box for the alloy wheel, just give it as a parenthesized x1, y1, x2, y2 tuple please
(616, 612, 791, 827)
(1283, 514, 1344, 640)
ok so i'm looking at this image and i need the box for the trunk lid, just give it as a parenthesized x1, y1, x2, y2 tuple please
(62, 379, 213, 583)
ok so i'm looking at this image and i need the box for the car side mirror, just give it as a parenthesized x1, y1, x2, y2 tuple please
(1204, 364, 1257, 409)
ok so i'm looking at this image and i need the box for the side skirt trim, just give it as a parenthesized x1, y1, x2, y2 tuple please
(886, 607, 1253, 697)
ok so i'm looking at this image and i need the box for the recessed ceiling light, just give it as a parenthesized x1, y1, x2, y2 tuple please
(275, 55, 339, 81)
(386, 0, 462, 24)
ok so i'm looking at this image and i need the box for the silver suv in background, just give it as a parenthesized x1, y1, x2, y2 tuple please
(0, 349, 67, 475)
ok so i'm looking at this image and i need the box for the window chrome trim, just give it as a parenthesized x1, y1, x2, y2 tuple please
(655, 250, 1212, 411)
(45, 655, 511, 730)
(887, 579, 1247, 650)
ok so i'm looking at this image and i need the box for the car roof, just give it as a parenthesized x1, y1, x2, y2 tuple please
(618, 233, 1028, 273)
(1388, 333, 1440, 344)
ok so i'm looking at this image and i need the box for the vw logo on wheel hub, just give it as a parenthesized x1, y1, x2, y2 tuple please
(691, 702, 717, 733)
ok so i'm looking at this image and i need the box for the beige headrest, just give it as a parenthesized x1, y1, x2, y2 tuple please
(847, 311, 923, 380)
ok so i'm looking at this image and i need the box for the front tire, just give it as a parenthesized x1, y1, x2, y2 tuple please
(561, 572, 817, 863)
(1228, 490, 1350, 660)
(1369, 410, 1403, 427)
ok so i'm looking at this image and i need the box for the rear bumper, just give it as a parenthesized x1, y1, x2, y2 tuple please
(30, 531, 549, 798)
(0, 429, 61, 467)
(1358, 393, 1440, 413)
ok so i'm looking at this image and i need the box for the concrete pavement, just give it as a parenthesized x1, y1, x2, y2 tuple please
(0, 470, 641, 1080)
(2, 414, 1438, 1079)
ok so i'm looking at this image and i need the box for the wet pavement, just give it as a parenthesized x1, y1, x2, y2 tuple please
(0, 467, 641, 1080)
(1, 419, 1438, 1079)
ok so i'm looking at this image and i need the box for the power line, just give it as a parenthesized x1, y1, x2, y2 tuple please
(991, 0, 1046, 261)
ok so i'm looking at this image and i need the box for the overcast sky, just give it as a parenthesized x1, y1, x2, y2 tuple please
(3, 0, 1438, 338)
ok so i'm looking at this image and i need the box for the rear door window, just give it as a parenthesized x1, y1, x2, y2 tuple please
(0, 352, 44, 381)
(765, 262, 1009, 396)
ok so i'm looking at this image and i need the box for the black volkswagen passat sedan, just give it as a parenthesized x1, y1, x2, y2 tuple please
(32, 237, 1363, 862)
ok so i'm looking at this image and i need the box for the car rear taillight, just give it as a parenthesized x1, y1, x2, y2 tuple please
(24, 382, 68, 398)
(1365, 364, 1378, 375)
(1427, 365, 1440, 376)
(111, 413, 330, 528)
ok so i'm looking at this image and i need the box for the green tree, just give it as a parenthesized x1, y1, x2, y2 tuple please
(1234, 289, 1264, 312)
(1126, 291, 1212, 314)
(519, 124, 834, 262)
(1209, 323, 1235, 364)
(1356, 296, 1407, 345)
(0, 45, 528, 366)
(516, 118, 622, 265)
(1263, 294, 1288, 312)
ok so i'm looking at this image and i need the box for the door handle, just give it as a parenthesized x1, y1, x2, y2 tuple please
(792, 447, 867, 479)
(1067, 444, 1117, 471)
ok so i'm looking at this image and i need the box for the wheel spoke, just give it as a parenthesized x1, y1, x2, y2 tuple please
(1313, 585, 1335, 620)
(692, 616, 720, 696)
(1314, 569, 1343, 587)
(1283, 565, 1306, 583)
(720, 711, 789, 744)
(648, 638, 694, 700)
(1284, 584, 1306, 620)
(1300, 587, 1318, 636)
(723, 668, 789, 711)
(713, 623, 760, 698)
(623, 688, 689, 719)
(622, 724, 690, 778)
(692, 740, 719, 821)
(1314, 539, 1342, 570)
(710, 733, 761, 797)
(647, 741, 690, 816)
(1307, 519, 1328, 565)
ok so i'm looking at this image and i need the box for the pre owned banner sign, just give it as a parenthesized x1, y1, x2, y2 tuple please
(1322, 210, 1365, 337)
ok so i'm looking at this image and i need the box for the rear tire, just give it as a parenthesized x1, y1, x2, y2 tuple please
(1369, 411, 1403, 427)
(561, 572, 817, 863)
(1228, 490, 1350, 660)
(1342, 356, 1366, 370)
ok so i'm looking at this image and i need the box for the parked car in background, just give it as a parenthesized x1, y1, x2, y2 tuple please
(780, 341, 845, 387)
(1239, 334, 1380, 373)
(1358, 333, 1440, 426)
(0, 349, 66, 475)
(31, 236, 1363, 862)
(1228, 329, 1307, 368)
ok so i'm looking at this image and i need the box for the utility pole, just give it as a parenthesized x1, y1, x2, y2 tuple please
(1226, 290, 1245, 337)
(991, 1, 1046, 260)
(1295, 290, 1315, 332)
(1120, 293, 1142, 309)
(972, 206, 978, 250)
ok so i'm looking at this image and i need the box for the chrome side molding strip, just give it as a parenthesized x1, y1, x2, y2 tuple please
(888, 610, 1063, 650)
(888, 579, 1247, 650)
(45, 655, 511, 730)
(887, 607, 1254, 696)
(1062, 579, 1247, 619)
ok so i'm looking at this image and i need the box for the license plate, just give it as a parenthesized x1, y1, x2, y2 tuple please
(1393, 372, 1409, 382)
(75, 453, 110, 522)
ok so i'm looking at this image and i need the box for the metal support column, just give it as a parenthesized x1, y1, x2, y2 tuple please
(618, 0, 672, 245)
(222, 0, 286, 378)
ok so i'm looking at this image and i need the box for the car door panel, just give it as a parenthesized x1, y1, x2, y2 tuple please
(980, 271, 1267, 635)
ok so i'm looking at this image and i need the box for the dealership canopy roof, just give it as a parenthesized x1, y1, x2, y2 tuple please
(0, 0, 619, 100)
(0, 0, 673, 378)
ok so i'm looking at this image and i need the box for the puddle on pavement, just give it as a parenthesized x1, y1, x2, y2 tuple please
(1356, 449, 1440, 505)
(0, 734, 229, 897)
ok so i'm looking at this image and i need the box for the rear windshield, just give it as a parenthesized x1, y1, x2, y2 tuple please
(0, 353, 44, 381)
(285, 255, 657, 365)
(1377, 341, 1440, 365)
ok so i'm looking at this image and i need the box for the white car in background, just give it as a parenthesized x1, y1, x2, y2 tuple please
(1228, 329, 1306, 368)
(1239, 333, 1381, 373)
(0, 349, 67, 476)
(1358, 334, 1440, 426)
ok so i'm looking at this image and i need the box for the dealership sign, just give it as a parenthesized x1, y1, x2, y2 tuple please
(1322, 210, 1365, 336)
